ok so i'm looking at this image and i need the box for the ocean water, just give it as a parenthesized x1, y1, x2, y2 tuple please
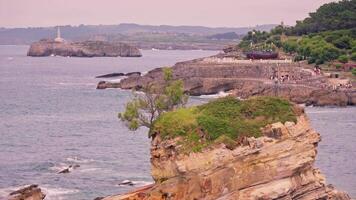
(0, 46, 355, 199)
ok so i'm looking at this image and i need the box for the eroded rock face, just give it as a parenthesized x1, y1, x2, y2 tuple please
(104, 114, 351, 200)
(27, 39, 142, 57)
(6, 185, 45, 200)
(100, 58, 355, 106)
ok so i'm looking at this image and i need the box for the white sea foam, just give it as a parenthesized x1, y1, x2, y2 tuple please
(117, 180, 154, 187)
(197, 91, 232, 99)
(0, 185, 25, 198)
(0, 185, 79, 200)
(66, 157, 94, 163)
(41, 186, 79, 200)
(109, 78, 125, 83)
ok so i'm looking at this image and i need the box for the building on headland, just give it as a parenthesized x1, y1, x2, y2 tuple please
(54, 26, 65, 43)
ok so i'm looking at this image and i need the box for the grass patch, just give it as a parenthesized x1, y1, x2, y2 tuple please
(152, 96, 298, 153)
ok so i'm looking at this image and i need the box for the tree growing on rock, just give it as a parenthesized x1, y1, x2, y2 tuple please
(118, 68, 188, 137)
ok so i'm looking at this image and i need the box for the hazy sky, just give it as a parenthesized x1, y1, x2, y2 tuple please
(0, 0, 338, 28)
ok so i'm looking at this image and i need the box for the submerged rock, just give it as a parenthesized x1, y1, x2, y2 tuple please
(96, 73, 125, 78)
(27, 39, 142, 57)
(96, 81, 121, 89)
(6, 185, 45, 200)
(96, 72, 141, 79)
(118, 180, 135, 186)
(103, 111, 351, 200)
(58, 164, 80, 174)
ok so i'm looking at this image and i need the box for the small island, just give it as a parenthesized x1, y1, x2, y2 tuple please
(102, 97, 351, 200)
(27, 27, 142, 57)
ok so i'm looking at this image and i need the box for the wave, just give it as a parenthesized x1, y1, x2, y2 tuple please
(108, 78, 124, 83)
(66, 157, 95, 164)
(196, 91, 232, 99)
(0, 185, 79, 200)
(117, 180, 154, 187)
(41, 185, 79, 200)
(57, 82, 97, 86)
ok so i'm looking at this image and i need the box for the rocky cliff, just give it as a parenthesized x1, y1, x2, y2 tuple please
(102, 111, 351, 200)
(97, 57, 355, 106)
(27, 39, 142, 57)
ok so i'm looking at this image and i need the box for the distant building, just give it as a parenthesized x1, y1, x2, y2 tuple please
(54, 26, 65, 43)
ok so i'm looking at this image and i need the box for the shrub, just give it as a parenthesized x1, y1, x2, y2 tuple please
(152, 96, 297, 152)
(338, 55, 349, 63)
(335, 64, 342, 69)
(333, 36, 352, 49)
(352, 68, 356, 76)
(351, 52, 356, 61)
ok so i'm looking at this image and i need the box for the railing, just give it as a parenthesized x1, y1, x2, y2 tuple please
(202, 57, 293, 64)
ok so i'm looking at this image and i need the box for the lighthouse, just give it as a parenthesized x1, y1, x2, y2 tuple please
(54, 26, 65, 43)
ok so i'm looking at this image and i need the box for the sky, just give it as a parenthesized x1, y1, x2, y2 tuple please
(0, 0, 338, 28)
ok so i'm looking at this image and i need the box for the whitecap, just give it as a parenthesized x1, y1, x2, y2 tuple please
(131, 180, 154, 186)
(197, 91, 232, 99)
(109, 78, 125, 83)
(0, 185, 24, 198)
(41, 185, 79, 200)
(66, 157, 94, 163)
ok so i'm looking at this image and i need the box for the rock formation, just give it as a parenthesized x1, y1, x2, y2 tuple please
(6, 185, 45, 200)
(27, 39, 142, 57)
(102, 112, 351, 200)
(98, 56, 355, 106)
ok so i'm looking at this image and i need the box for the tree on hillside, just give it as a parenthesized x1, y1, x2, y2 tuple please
(118, 68, 188, 137)
(292, 0, 356, 35)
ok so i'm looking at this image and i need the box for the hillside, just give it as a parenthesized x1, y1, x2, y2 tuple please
(0, 23, 276, 46)
(236, 0, 355, 73)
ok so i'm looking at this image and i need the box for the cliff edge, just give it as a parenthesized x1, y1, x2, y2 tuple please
(27, 39, 142, 57)
(102, 97, 351, 200)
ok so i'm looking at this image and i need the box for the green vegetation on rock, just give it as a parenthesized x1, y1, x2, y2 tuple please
(152, 96, 298, 152)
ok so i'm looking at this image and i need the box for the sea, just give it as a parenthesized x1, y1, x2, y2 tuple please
(0, 45, 355, 199)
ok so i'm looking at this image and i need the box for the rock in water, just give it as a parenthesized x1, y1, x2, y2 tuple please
(118, 180, 135, 186)
(7, 185, 45, 200)
(96, 73, 125, 78)
(58, 164, 80, 174)
(27, 39, 142, 57)
(102, 112, 351, 200)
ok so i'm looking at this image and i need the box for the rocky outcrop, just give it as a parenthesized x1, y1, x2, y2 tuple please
(6, 185, 45, 200)
(27, 39, 142, 57)
(98, 57, 355, 106)
(96, 72, 141, 78)
(102, 114, 351, 200)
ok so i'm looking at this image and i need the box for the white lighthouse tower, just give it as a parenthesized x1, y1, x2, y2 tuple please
(54, 26, 65, 42)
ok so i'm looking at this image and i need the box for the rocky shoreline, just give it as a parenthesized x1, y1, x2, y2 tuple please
(96, 55, 355, 106)
(27, 39, 142, 57)
(101, 110, 351, 200)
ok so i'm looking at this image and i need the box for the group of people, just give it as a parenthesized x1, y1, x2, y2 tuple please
(313, 65, 321, 75)
(331, 83, 353, 90)
(270, 74, 291, 83)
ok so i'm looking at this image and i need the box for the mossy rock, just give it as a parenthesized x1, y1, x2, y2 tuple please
(152, 96, 298, 153)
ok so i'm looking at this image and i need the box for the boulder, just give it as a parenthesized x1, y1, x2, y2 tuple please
(6, 185, 45, 200)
